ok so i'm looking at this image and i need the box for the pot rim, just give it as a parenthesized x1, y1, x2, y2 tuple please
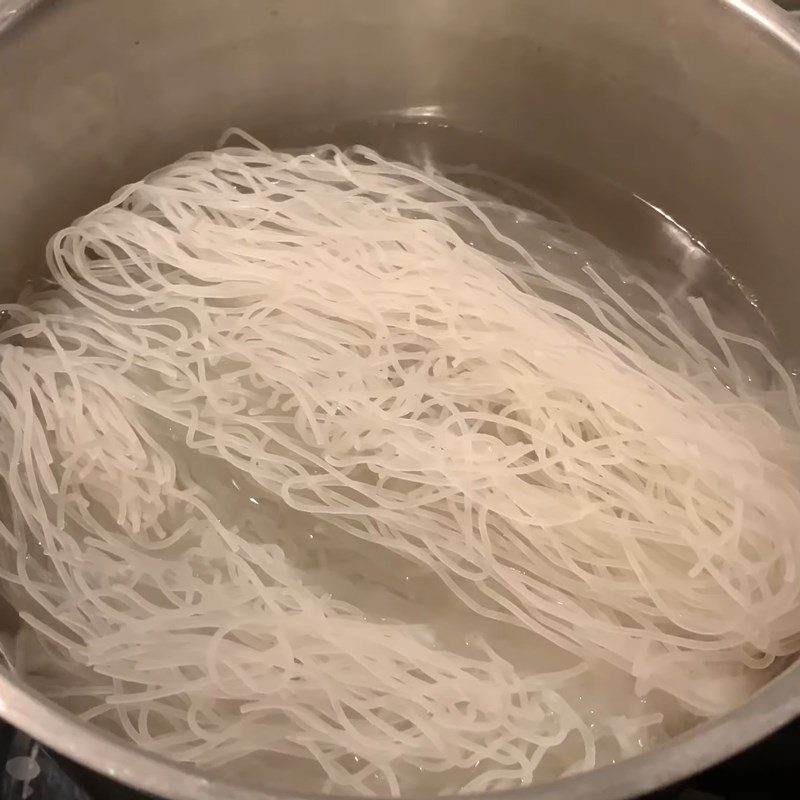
(1, 1, 800, 799)
(0, 0, 46, 36)
(3, 657, 800, 800)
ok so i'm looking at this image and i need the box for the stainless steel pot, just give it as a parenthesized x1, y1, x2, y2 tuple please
(1, 1, 800, 798)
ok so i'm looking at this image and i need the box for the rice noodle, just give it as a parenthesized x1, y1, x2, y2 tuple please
(1, 345, 642, 795)
(1, 130, 799, 794)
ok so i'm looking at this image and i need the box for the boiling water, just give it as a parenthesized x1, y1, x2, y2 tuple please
(0, 119, 792, 795)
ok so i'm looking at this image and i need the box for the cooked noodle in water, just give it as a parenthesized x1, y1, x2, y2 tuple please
(1, 130, 799, 795)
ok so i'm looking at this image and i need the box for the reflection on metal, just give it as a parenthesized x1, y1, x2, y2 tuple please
(0, 0, 43, 36)
(397, 105, 445, 119)
(724, 0, 800, 52)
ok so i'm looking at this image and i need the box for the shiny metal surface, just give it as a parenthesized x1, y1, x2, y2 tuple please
(1, 1, 800, 799)
(0, 0, 42, 35)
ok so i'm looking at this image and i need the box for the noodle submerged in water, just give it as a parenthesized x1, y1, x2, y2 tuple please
(1, 129, 799, 795)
